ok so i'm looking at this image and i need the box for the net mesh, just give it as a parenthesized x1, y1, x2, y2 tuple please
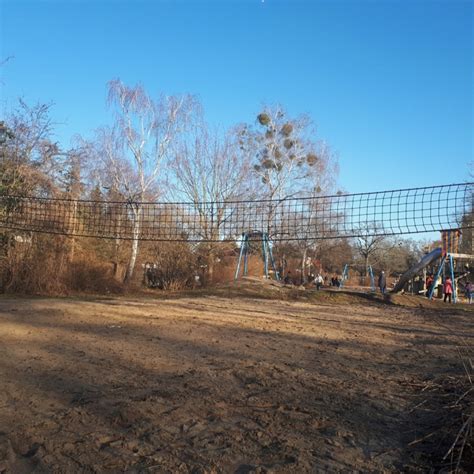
(0, 182, 472, 242)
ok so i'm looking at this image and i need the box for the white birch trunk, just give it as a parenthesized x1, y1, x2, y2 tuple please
(123, 206, 141, 284)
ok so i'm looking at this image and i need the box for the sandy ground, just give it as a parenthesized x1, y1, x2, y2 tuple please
(0, 284, 472, 473)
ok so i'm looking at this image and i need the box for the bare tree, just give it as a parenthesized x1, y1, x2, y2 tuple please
(1, 99, 59, 196)
(79, 127, 140, 278)
(354, 224, 387, 276)
(0, 99, 88, 283)
(317, 238, 354, 274)
(376, 238, 422, 276)
(293, 142, 340, 282)
(241, 107, 338, 280)
(101, 79, 194, 283)
(0, 56, 13, 87)
(170, 115, 254, 280)
(460, 169, 473, 256)
(240, 105, 338, 238)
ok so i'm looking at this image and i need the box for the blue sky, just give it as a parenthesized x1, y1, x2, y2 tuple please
(1, 0, 472, 194)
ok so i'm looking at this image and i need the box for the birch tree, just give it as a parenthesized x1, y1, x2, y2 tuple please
(105, 79, 194, 283)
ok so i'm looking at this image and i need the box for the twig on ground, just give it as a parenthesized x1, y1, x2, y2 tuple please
(407, 399, 428, 414)
(442, 413, 472, 462)
(446, 387, 474, 408)
(408, 431, 437, 446)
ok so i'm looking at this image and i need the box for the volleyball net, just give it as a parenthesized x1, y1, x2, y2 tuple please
(0, 182, 472, 242)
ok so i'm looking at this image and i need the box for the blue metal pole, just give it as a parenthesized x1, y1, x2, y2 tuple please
(369, 265, 375, 292)
(429, 255, 446, 299)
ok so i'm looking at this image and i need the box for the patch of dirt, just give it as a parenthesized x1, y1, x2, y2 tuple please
(0, 286, 472, 472)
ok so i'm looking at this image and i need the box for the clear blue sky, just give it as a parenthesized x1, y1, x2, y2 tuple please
(1, 0, 472, 193)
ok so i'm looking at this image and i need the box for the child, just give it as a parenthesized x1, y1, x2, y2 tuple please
(443, 277, 453, 303)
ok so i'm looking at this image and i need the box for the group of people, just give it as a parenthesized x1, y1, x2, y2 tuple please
(425, 274, 473, 303)
(282, 272, 341, 289)
(366, 270, 473, 304)
(282, 268, 473, 304)
(313, 273, 341, 290)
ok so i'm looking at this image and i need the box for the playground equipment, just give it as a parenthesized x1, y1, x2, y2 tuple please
(427, 230, 465, 302)
(392, 229, 474, 302)
(341, 264, 375, 292)
(392, 247, 442, 294)
(428, 252, 456, 301)
(234, 231, 280, 281)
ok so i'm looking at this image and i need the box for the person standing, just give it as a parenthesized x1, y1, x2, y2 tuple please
(465, 281, 473, 304)
(426, 274, 434, 297)
(443, 277, 453, 303)
(378, 271, 387, 295)
(315, 273, 324, 290)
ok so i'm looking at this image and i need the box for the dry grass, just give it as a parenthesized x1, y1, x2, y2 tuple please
(0, 235, 124, 295)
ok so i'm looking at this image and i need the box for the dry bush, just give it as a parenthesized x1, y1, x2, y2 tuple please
(0, 233, 124, 295)
(318, 239, 353, 273)
(0, 234, 68, 294)
(215, 254, 264, 283)
(144, 241, 196, 290)
(211, 256, 236, 284)
(64, 258, 123, 294)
